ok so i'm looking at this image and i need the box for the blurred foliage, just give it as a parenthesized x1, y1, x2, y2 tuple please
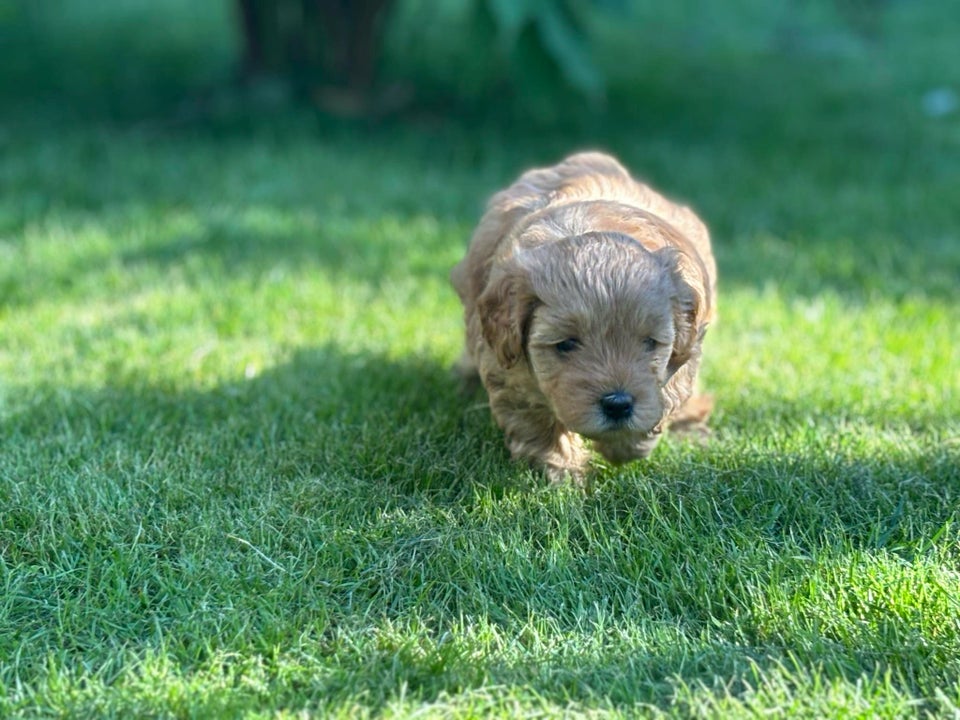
(235, 0, 627, 115)
(0, 0, 235, 119)
(236, 0, 394, 113)
(0, 0, 933, 125)
(465, 0, 627, 103)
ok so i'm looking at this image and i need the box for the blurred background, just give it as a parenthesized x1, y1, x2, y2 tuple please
(2, 0, 957, 124)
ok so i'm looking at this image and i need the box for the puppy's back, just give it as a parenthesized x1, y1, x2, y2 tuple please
(451, 152, 712, 309)
(526, 153, 710, 262)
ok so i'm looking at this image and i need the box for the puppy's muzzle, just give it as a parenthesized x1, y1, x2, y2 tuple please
(599, 391, 634, 424)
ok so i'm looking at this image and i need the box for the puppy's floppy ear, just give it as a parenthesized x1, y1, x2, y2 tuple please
(477, 257, 538, 368)
(655, 247, 709, 378)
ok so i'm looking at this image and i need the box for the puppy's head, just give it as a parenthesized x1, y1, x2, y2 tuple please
(478, 232, 706, 440)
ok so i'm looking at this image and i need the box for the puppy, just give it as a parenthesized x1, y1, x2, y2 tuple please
(451, 152, 717, 482)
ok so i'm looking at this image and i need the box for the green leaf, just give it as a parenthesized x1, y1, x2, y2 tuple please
(534, 1, 604, 100)
(484, 0, 536, 46)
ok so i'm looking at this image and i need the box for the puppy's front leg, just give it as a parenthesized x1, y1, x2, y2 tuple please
(592, 435, 662, 465)
(488, 392, 589, 483)
(536, 432, 591, 485)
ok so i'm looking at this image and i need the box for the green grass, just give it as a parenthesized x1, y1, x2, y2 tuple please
(2, 1, 960, 717)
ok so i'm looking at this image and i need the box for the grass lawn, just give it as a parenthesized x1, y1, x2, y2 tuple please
(1, 1, 959, 717)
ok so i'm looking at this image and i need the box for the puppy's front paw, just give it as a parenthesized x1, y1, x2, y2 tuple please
(544, 463, 588, 486)
(507, 429, 590, 486)
(593, 434, 662, 465)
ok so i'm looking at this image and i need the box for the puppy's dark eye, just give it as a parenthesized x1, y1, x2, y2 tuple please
(555, 338, 580, 355)
(643, 337, 660, 352)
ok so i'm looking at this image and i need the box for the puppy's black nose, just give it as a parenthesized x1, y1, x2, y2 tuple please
(600, 391, 634, 422)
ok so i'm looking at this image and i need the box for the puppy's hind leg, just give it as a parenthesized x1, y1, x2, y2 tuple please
(668, 393, 714, 439)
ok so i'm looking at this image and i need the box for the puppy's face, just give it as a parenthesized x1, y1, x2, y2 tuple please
(479, 233, 701, 441)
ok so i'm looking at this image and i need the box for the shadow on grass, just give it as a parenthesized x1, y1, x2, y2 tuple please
(3, 119, 957, 315)
(4, 344, 959, 712)
(310, 633, 952, 714)
(3, 345, 512, 500)
(715, 233, 960, 303)
(0, 201, 468, 311)
(118, 207, 460, 289)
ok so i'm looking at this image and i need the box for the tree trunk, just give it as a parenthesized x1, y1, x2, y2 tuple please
(235, 0, 394, 94)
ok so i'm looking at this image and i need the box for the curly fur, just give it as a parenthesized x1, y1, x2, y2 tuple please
(451, 152, 717, 482)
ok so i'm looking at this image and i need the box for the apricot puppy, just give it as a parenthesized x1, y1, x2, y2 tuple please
(451, 152, 717, 482)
